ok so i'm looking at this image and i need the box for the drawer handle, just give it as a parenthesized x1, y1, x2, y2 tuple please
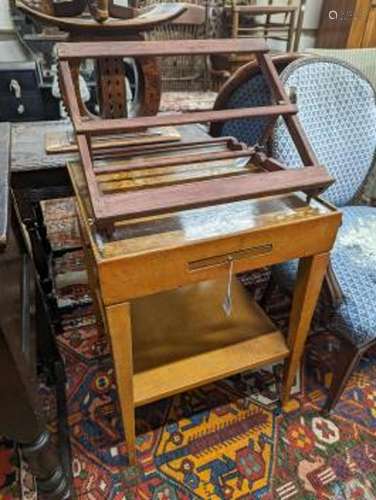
(188, 243, 273, 271)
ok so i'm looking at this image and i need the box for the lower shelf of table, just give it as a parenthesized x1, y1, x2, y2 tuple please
(129, 278, 289, 407)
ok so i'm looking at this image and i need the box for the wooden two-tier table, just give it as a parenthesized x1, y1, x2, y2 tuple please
(68, 124, 341, 466)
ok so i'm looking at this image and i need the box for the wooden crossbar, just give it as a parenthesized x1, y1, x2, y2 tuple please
(75, 104, 297, 135)
(57, 38, 269, 60)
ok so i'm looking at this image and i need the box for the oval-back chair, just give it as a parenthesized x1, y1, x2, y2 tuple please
(271, 57, 376, 412)
(210, 53, 301, 145)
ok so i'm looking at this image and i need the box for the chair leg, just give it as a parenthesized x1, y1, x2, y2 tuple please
(323, 340, 361, 415)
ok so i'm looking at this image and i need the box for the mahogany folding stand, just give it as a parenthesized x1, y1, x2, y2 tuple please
(58, 38, 333, 232)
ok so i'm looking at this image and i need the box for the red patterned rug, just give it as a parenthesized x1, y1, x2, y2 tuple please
(1, 198, 375, 499)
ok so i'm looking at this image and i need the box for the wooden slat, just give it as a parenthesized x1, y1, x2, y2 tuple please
(94, 166, 333, 222)
(99, 165, 249, 192)
(134, 331, 288, 406)
(76, 104, 297, 135)
(94, 148, 254, 175)
(57, 38, 269, 60)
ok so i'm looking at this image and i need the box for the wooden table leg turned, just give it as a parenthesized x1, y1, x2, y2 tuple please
(20, 431, 70, 499)
(281, 252, 329, 406)
(105, 303, 136, 466)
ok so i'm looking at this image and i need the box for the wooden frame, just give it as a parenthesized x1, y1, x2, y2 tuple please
(58, 38, 333, 232)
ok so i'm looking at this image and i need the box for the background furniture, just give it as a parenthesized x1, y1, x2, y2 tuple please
(305, 47, 376, 90)
(316, 0, 376, 48)
(224, 0, 306, 74)
(271, 57, 376, 412)
(15, 0, 187, 118)
(143, 3, 208, 91)
(210, 52, 301, 141)
(210, 53, 376, 412)
(0, 123, 71, 499)
(230, 2, 297, 50)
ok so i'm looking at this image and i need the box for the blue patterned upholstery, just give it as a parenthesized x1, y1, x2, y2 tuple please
(272, 58, 376, 207)
(273, 206, 376, 346)
(221, 74, 272, 146)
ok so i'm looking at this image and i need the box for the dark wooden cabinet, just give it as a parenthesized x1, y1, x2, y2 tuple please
(316, 0, 376, 48)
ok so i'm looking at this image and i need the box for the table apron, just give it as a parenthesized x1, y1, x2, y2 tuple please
(97, 214, 340, 305)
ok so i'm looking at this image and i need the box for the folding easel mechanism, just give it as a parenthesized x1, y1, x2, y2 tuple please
(58, 38, 333, 233)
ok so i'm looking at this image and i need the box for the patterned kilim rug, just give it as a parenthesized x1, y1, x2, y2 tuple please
(1, 198, 376, 500)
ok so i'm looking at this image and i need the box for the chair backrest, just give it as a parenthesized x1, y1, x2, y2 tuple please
(230, 0, 298, 51)
(210, 53, 301, 144)
(272, 57, 376, 206)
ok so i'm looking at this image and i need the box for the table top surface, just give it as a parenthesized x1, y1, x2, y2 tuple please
(69, 125, 337, 260)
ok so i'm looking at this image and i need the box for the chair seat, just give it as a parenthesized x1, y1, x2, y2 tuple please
(273, 205, 376, 346)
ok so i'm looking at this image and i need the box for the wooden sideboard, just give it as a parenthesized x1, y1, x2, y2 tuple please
(316, 0, 376, 48)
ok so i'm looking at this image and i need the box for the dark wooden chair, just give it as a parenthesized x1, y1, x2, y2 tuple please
(16, 0, 187, 117)
(210, 52, 301, 142)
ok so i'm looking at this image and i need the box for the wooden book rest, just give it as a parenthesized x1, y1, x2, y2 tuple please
(58, 38, 333, 233)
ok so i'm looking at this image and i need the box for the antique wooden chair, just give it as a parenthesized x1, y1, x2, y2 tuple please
(141, 2, 207, 92)
(211, 55, 376, 412)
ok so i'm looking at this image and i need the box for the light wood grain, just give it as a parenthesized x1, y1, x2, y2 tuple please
(281, 253, 330, 405)
(105, 302, 136, 466)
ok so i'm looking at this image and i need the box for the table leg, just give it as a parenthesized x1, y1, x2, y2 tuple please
(0, 329, 72, 499)
(77, 217, 105, 335)
(281, 252, 329, 406)
(105, 302, 136, 465)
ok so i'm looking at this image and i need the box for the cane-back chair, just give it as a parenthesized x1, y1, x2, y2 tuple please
(141, 2, 207, 91)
